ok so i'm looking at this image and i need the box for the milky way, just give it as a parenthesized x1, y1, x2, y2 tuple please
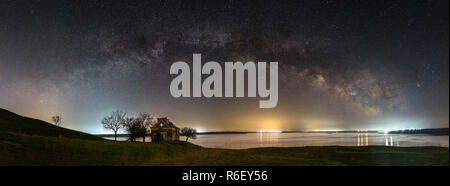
(0, 0, 448, 133)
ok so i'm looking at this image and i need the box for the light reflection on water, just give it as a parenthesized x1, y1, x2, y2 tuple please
(105, 133, 449, 149)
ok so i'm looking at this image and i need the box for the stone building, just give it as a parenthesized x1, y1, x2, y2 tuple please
(150, 117, 180, 141)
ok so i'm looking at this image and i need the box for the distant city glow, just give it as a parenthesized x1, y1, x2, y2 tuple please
(257, 129, 282, 133)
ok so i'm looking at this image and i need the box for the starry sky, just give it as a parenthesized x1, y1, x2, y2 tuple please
(0, 0, 448, 133)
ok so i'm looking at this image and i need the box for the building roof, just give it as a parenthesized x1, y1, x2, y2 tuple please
(151, 117, 180, 129)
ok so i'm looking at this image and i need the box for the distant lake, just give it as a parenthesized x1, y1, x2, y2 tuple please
(103, 132, 449, 149)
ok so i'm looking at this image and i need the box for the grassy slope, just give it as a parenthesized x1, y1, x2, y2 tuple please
(0, 108, 101, 141)
(0, 108, 448, 166)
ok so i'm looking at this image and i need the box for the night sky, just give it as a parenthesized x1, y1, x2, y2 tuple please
(0, 0, 448, 133)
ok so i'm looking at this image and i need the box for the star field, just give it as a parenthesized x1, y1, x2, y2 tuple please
(0, 0, 448, 133)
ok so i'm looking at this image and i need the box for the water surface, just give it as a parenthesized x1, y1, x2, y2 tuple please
(105, 132, 449, 149)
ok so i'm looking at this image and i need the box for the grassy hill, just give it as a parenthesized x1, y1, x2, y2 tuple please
(0, 108, 101, 140)
(0, 108, 448, 166)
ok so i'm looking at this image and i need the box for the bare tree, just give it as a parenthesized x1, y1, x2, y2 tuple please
(102, 110, 126, 141)
(123, 117, 140, 142)
(122, 113, 153, 142)
(138, 113, 153, 142)
(181, 127, 197, 142)
(51, 115, 62, 126)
